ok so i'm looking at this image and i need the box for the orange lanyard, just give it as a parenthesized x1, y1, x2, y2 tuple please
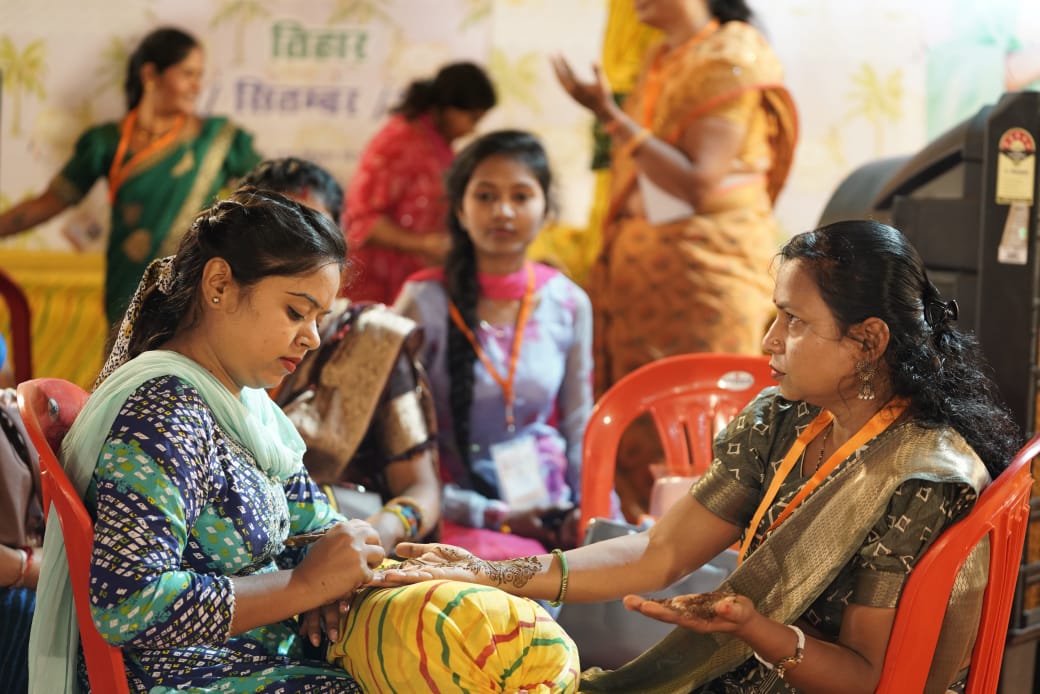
(640, 19, 719, 127)
(107, 108, 186, 203)
(737, 397, 909, 565)
(447, 263, 535, 432)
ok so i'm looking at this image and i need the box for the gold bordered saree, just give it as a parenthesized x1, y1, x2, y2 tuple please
(49, 116, 260, 325)
(580, 404, 989, 693)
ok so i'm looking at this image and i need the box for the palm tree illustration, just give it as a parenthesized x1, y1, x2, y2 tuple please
(843, 63, 904, 155)
(329, 0, 396, 26)
(489, 48, 541, 114)
(0, 36, 47, 137)
(210, 0, 271, 65)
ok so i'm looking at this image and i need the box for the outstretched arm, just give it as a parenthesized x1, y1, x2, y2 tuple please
(0, 189, 69, 238)
(388, 493, 741, 602)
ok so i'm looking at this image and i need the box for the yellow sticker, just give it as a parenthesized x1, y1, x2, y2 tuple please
(996, 127, 1036, 205)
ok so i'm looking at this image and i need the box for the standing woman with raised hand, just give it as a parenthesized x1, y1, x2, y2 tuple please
(552, 0, 798, 520)
(346, 61, 497, 305)
(394, 130, 595, 558)
(0, 26, 261, 326)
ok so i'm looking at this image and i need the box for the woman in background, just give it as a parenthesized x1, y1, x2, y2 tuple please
(346, 61, 496, 305)
(553, 0, 798, 520)
(394, 130, 594, 558)
(0, 26, 261, 326)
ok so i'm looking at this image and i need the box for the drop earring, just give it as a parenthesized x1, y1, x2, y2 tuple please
(855, 360, 876, 400)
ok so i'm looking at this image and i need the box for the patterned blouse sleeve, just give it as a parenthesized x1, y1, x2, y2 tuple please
(691, 388, 799, 528)
(88, 379, 236, 649)
(222, 125, 263, 179)
(851, 477, 977, 608)
(345, 125, 402, 244)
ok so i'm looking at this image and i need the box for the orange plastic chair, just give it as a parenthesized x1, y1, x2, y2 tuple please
(579, 353, 772, 538)
(0, 268, 33, 383)
(17, 378, 131, 694)
(875, 431, 1039, 693)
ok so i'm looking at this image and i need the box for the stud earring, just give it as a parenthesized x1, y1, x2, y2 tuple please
(211, 297, 220, 304)
(855, 359, 877, 400)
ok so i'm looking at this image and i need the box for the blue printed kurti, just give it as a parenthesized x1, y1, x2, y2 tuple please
(86, 375, 358, 693)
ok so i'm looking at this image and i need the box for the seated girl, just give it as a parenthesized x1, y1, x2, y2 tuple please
(393, 130, 595, 558)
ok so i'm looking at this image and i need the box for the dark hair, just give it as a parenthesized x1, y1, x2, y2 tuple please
(124, 27, 200, 111)
(392, 61, 497, 120)
(442, 130, 552, 495)
(779, 219, 1021, 477)
(126, 187, 346, 358)
(241, 157, 345, 226)
(709, 0, 754, 23)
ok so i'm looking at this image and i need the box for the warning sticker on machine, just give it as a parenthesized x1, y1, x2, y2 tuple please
(996, 127, 1036, 205)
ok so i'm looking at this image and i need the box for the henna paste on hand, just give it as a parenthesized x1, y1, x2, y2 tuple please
(647, 591, 736, 620)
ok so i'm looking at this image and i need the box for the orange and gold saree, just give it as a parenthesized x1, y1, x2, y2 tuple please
(591, 20, 798, 518)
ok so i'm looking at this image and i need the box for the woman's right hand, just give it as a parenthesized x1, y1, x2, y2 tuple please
(550, 55, 615, 121)
(292, 520, 385, 602)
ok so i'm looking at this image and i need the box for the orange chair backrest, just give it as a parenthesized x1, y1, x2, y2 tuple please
(580, 353, 772, 537)
(16, 378, 130, 694)
(0, 268, 32, 384)
(875, 432, 1038, 693)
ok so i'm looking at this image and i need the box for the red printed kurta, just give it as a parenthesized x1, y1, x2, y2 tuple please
(345, 114, 453, 305)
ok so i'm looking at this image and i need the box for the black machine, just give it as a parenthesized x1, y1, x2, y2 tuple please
(821, 90, 1040, 441)
(819, 91, 1040, 680)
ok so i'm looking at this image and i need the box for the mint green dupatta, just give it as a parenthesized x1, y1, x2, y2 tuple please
(27, 350, 306, 694)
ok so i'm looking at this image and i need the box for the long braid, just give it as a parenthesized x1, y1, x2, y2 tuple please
(445, 226, 497, 496)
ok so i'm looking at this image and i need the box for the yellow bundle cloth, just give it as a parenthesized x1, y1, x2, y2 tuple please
(329, 580, 580, 693)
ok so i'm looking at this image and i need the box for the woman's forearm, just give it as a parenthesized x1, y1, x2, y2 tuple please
(602, 110, 742, 206)
(228, 570, 317, 636)
(365, 215, 439, 254)
(0, 189, 69, 238)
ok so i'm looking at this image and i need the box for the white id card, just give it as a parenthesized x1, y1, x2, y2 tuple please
(491, 436, 548, 511)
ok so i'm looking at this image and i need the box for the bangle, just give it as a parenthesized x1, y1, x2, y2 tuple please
(12, 546, 31, 588)
(617, 127, 652, 161)
(384, 496, 423, 539)
(754, 624, 805, 679)
(548, 548, 569, 607)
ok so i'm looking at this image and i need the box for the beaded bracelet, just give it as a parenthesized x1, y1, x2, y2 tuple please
(384, 496, 423, 539)
(548, 548, 569, 607)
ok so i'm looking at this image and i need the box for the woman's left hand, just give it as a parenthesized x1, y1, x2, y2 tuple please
(298, 598, 352, 646)
(623, 591, 757, 634)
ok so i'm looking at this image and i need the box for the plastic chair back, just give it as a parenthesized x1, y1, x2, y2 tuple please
(0, 268, 32, 383)
(875, 432, 1038, 693)
(16, 378, 130, 694)
(580, 353, 772, 537)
